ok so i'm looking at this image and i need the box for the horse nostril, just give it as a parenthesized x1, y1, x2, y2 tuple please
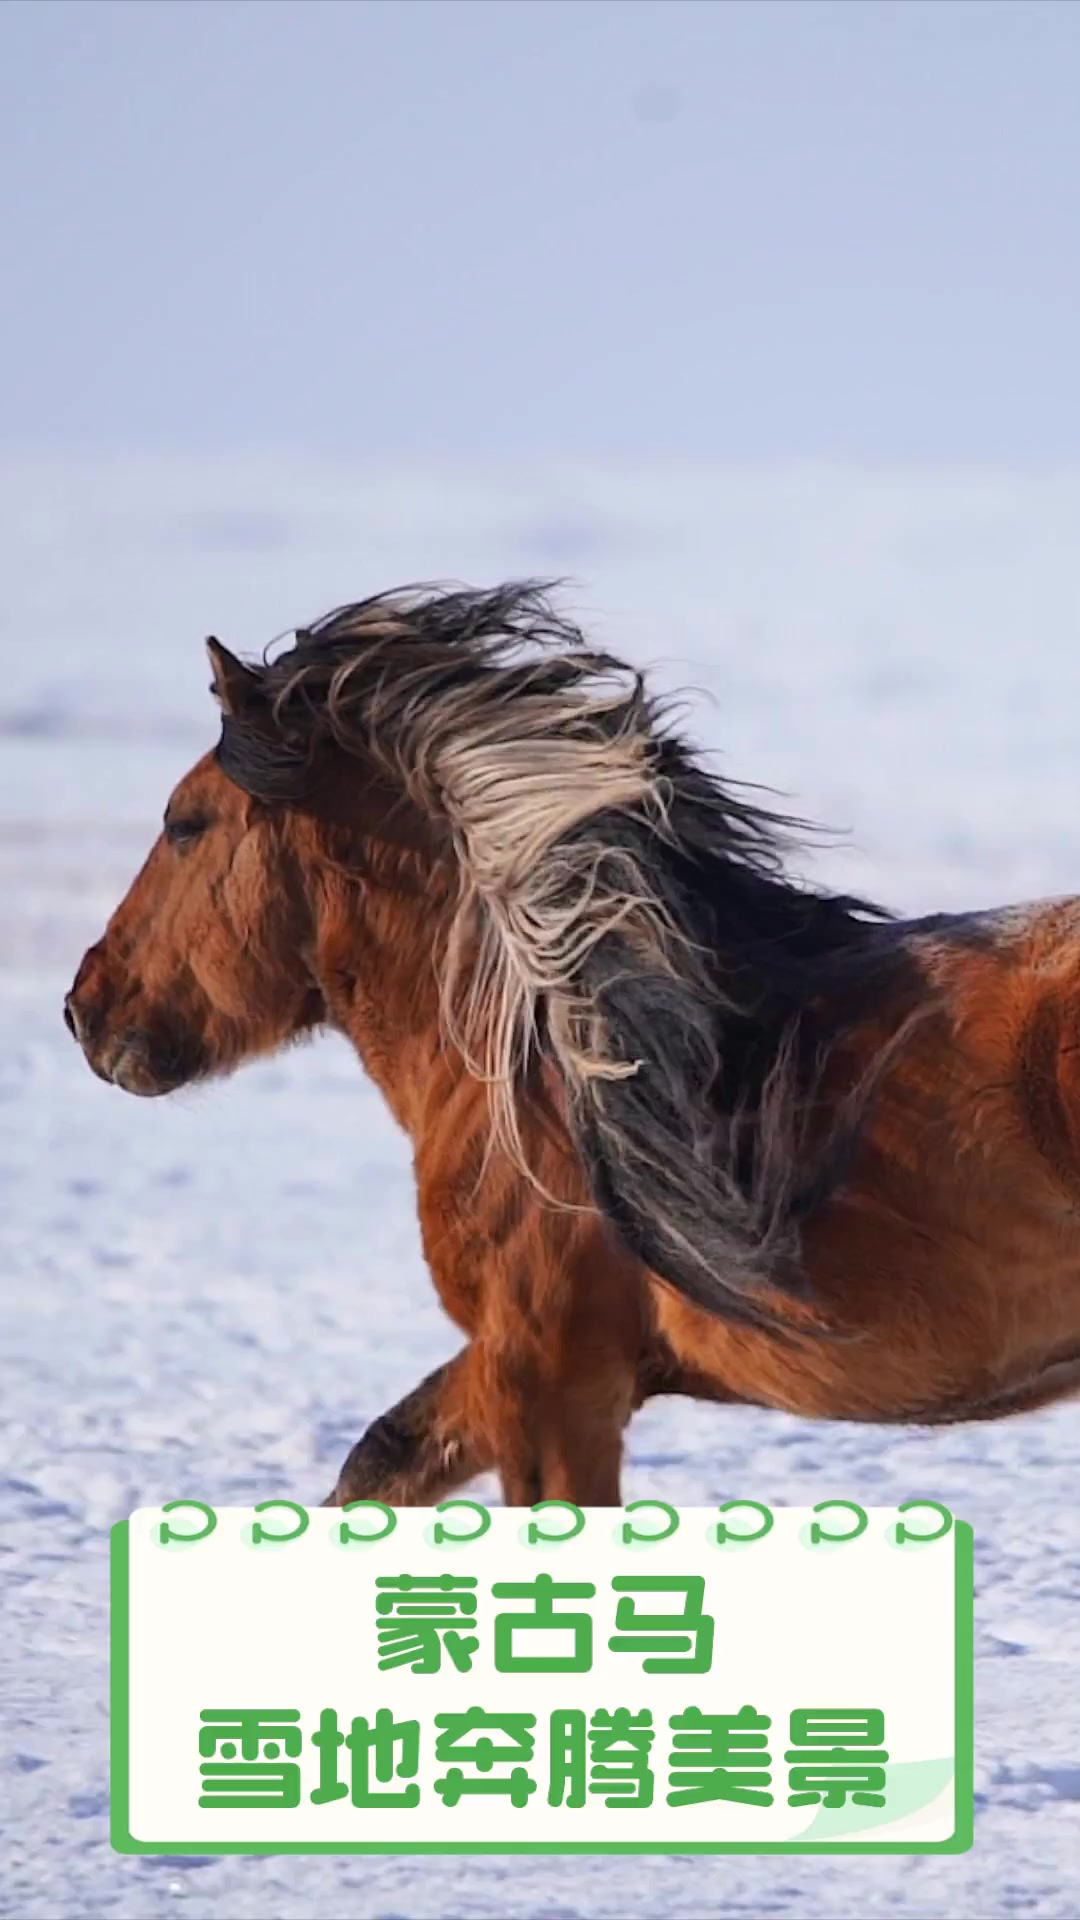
(64, 993, 96, 1045)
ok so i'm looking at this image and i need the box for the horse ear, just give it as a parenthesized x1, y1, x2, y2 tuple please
(206, 637, 262, 719)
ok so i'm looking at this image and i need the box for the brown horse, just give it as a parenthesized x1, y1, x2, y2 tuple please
(65, 583, 1080, 1507)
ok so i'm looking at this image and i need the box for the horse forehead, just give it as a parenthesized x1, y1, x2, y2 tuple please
(171, 749, 242, 809)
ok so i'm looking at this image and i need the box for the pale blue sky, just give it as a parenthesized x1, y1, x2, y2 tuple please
(3, 0, 1079, 461)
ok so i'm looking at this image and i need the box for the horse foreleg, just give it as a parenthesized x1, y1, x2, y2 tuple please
(323, 1344, 550, 1510)
(323, 1337, 737, 1511)
(486, 1355, 632, 1507)
(323, 1349, 494, 1507)
(373, 1337, 624, 1508)
(476, 1255, 645, 1507)
(324, 1334, 637, 1509)
(319, 1313, 737, 1520)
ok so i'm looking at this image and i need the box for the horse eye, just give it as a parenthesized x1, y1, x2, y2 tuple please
(164, 815, 209, 847)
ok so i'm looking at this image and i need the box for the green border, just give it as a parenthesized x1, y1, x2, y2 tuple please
(110, 1518, 974, 1856)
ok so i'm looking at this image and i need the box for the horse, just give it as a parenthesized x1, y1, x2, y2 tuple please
(64, 581, 1080, 1508)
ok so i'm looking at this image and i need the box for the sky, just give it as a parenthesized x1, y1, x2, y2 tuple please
(3, 0, 1080, 465)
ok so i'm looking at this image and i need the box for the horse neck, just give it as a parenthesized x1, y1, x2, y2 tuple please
(307, 832, 456, 1133)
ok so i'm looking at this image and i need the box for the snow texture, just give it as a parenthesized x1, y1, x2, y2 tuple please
(3, 455, 1080, 1917)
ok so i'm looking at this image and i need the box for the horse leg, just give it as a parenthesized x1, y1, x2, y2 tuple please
(324, 1349, 493, 1507)
(485, 1372, 632, 1508)
(323, 1344, 546, 1510)
(324, 1338, 745, 1509)
(477, 1257, 646, 1506)
(325, 1337, 637, 1510)
(481, 1354, 633, 1506)
(534, 1372, 633, 1504)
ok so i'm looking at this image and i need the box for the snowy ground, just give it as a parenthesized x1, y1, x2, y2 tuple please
(3, 454, 1080, 1917)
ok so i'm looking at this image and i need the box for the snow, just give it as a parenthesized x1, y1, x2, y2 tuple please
(3, 454, 1080, 1918)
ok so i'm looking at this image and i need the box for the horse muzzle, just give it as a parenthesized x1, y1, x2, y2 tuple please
(64, 980, 201, 1098)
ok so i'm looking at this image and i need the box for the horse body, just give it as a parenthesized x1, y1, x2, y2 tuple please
(657, 900, 1080, 1428)
(328, 895, 1080, 1505)
(63, 584, 1080, 1506)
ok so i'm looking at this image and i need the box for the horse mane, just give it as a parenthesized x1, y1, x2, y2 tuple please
(217, 581, 909, 1330)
